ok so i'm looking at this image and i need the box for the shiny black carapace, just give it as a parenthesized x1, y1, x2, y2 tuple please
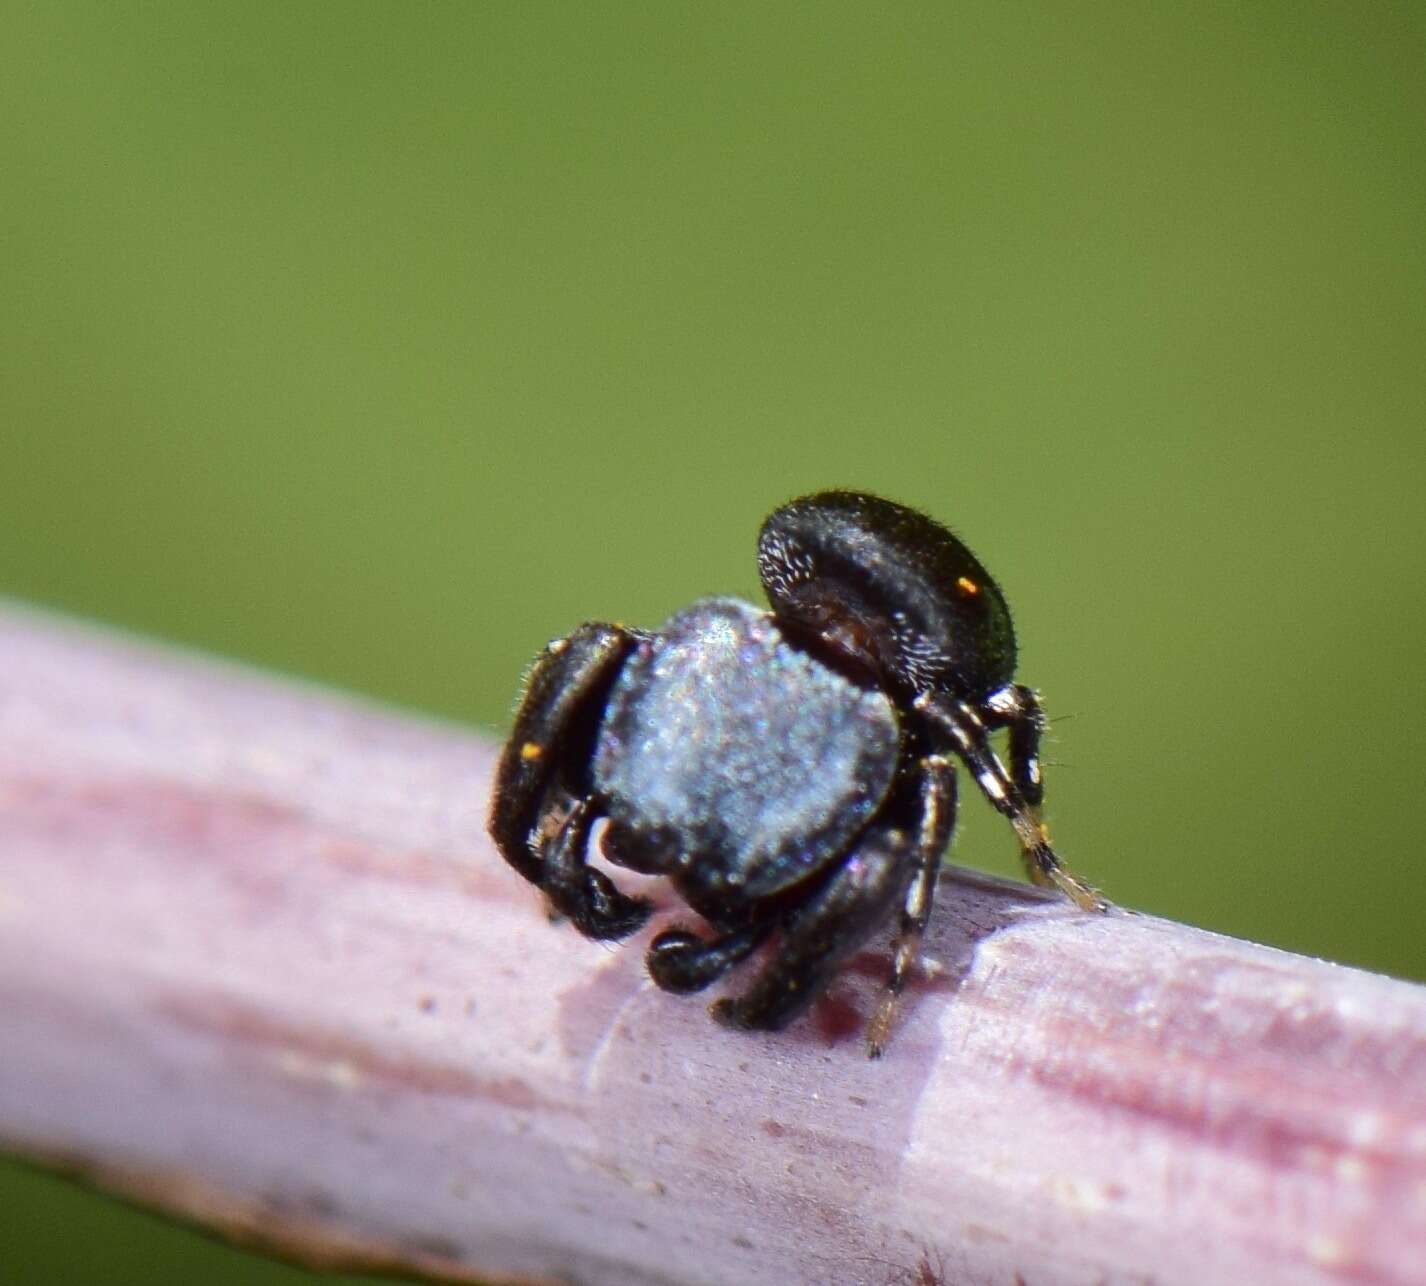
(488, 490, 1105, 1055)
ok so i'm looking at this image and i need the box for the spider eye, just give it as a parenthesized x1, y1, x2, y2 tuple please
(758, 490, 1017, 698)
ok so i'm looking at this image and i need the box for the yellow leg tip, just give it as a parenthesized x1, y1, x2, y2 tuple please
(1051, 869, 1110, 913)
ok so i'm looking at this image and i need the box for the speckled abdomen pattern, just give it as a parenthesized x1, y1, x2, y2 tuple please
(592, 597, 900, 904)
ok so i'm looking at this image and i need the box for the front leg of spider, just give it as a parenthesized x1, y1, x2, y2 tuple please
(986, 682, 1049, 810)
(865, 754, 958, 1057)
(488, 621, 652, 939)
(916, 691, 1106, 912)
(980, 681, 1104, 904)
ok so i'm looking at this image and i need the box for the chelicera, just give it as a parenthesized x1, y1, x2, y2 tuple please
(488, 490, 1105, 1055)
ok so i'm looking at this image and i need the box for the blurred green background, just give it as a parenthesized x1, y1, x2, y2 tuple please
(2, 3, 1422, 1282)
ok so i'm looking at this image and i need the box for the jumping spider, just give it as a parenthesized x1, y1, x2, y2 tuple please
(489, 490, 1105, 1055)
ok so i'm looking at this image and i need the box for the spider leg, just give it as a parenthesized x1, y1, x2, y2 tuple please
(709, 823, 912, 1036)
(984, 682, 1047, 810)
(543, 797, 651, 940)
(645, 921, 773, 994)
(865, 754, 957, 1057)
(487, 621, 641, 884)
(488, 621, 651, 939)
(915, 692, 1107, 912)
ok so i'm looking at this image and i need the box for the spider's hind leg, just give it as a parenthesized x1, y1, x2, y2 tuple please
(709, 824, 913, 1038)
(646, 921, 773, 994)
(544, 798, 651, 940)
(487, 621, 650, 938)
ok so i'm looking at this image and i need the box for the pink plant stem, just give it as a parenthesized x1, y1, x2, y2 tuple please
(0, 601, 1424, 1286)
